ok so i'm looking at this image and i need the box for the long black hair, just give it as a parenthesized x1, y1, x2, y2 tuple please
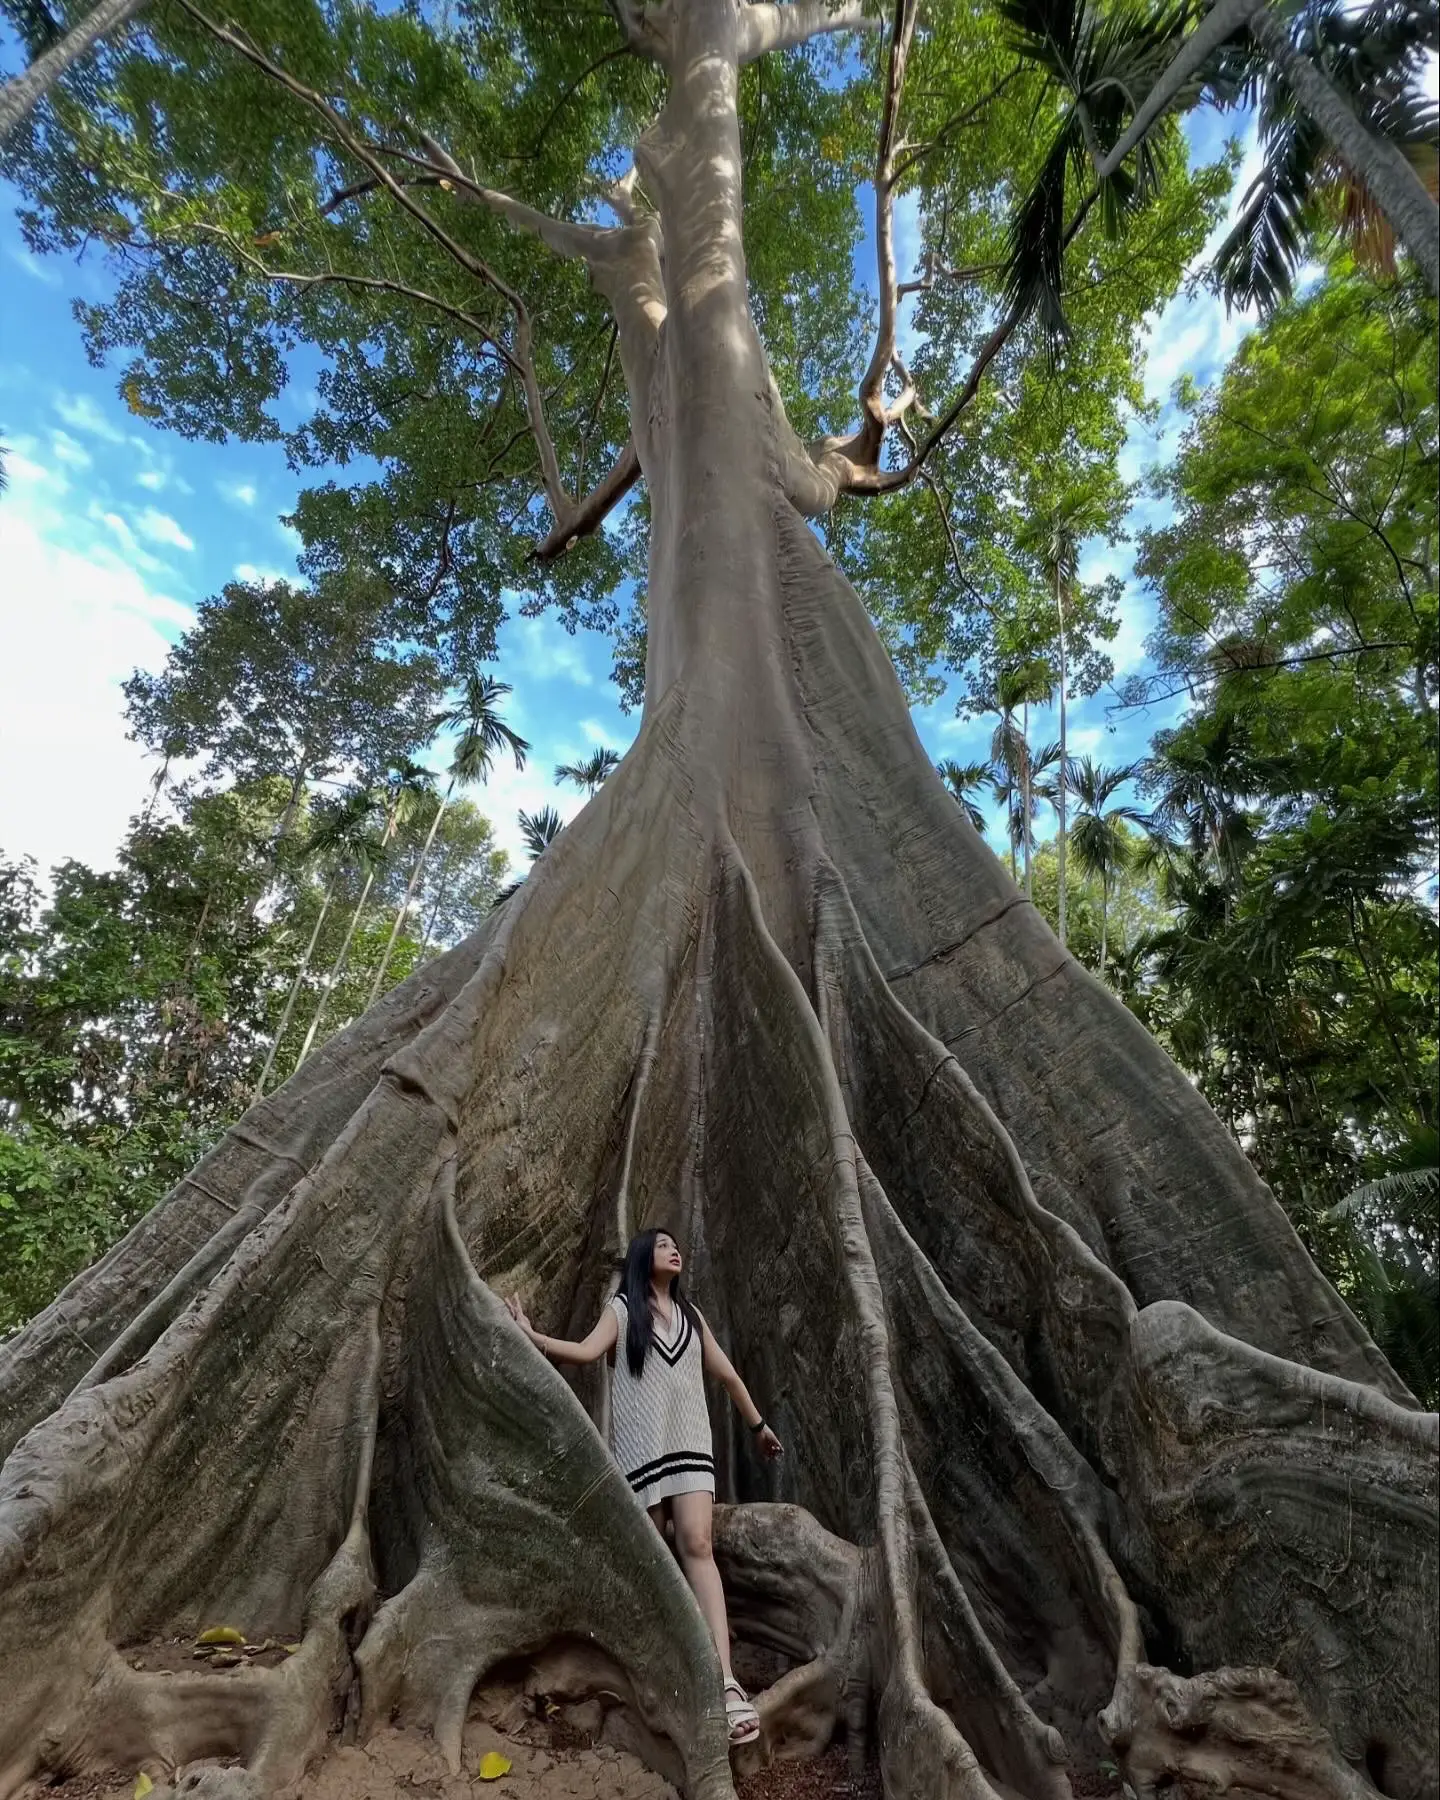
(618, 1227, 698, 1378)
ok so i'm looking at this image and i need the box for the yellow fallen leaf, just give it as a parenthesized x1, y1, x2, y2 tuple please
(196, 1626, 246, 1646)
(134, 1775, 155, 1799)
(477, 1750, 512, 1780)
(283, 1642, 302, 1655)
(438, 178, 454, 192)
(253, 229, 284, 246)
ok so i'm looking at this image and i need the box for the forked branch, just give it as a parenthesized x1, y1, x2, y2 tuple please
(179, 0, 641, 555)
(739, 0, 882, 63)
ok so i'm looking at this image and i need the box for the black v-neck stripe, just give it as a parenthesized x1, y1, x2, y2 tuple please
(614, 1292, 695, 1367)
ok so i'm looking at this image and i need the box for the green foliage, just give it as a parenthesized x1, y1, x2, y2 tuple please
(1113, 263, 1439, 1400)
(0, 783, 506, 1332)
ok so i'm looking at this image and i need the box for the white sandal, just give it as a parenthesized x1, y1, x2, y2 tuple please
(724, 1678, 760, 1745)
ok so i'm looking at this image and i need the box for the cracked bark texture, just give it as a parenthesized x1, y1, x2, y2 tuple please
(1, 4, 1436, 1798)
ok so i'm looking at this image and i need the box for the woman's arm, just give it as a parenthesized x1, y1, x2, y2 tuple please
(505, 1295, 619, 1366)
(698, 1314, 783, 1458)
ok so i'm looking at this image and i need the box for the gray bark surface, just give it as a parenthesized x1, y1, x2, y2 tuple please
(0, 5, 1435, 1798)
(0, 0, 147, 142)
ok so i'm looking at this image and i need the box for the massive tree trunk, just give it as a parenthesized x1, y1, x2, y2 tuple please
(0, 6, 1435, 1800)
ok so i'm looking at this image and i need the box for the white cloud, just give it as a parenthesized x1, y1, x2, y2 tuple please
(221, 480, 258, 507)
(136, 507, 195, 552)
(578, 718, 615, 747)
(48, 430, 92, 470)
(507, 615, 595, 688)
(233, 562, 288, 585)
(0, 472, 193, 876)
(8, 245, 59, 286)
(101, 510, 144, 557)
(53, 391, 125, 444)
(136, 468, 167, 491)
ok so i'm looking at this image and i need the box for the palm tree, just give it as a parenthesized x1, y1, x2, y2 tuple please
(1143, 721, 1259, 901)
(554, 747, 620, 797)
(1069, 756, 1148, 974)
(519, 805, 564, 857)
(982, 660, 1053, 883)
(252, 785, 375, 1098)
(368, 675, 529, 1003)
(996, 0, 1438, 339)
(493, 806, 566, 907)
(936, 759, 994, 834)
(1033, 516, 1081, 946)
(295, 759, 433, 1065)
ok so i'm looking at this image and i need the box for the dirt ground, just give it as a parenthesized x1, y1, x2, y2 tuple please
(23, 1686, 884, 1800)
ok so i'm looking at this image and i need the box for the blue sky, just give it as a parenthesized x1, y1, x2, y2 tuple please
(0, 96, 1268, 882)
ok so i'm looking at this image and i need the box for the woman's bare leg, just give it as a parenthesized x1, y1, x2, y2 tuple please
(668, 1489, 736, 1684)
(646, 1499, 669, 1539)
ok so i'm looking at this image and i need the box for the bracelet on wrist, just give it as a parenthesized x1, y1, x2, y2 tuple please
(749, 1416, 765, 1434)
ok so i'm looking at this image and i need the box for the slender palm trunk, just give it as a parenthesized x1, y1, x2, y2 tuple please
(1099, 876, 1110, 975)
(253, 878, 335, 1098)
(418, 843, 454, 956)
(1056, 573, 1068, 949)
(1022, 699, 1033, 900)
(368, 781, 454, 1005)
(0, 0, 147, 142)
(1246, 1, 1439, 297)
(297, 797, 403, 1065)
(295, 868, 377, 1068)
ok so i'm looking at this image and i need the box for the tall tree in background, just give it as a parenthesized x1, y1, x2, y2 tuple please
(0, 9, 1433, 1800)
(1068, 756, 1148, 973)
(368, 672, 528, 1004)
(123, 570, 446, 840)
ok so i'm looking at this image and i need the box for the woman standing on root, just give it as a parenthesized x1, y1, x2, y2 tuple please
(506, 1227, 783, 1746)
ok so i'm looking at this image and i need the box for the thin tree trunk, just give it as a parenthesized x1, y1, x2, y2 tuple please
(1093, 0, 1268, 180)
(253, 877, 334, 1098)
(1056, 573, 1068, 950)
(368, 781, 453, 1005)
(1022, 699, 1033, 900)
(1247, 1, 1440, 297)
(418, 841, 455, 954)
(295, 867, 376, 1068)
(1099, 878, 1110, 975)
(0, 0, 147, 142)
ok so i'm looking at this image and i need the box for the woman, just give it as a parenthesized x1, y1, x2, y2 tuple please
(505, 1227, 783, 1746)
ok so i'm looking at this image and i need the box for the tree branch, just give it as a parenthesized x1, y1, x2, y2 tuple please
(532, 440, 642, 562)
(0, 0, 146, 143)
(739, 0, 882, 63)
(853, 0, 918, 462)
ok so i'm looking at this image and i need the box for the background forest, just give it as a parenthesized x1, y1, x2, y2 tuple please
(0, 0, 1436, 1408)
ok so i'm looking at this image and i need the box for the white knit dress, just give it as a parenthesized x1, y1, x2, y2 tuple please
(608, 1293, 715, 1504)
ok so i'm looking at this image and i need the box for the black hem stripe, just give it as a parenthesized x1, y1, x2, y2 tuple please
(624, 1448, 715, 1485)
(628, 1461, 716, 1494)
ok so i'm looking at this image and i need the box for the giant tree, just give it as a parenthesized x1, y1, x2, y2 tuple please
(0, 6, 1435, 1800)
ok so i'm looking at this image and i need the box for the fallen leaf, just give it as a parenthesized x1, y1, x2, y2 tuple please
(477, 1751, 512, 1780)
(253, 229, 284, 246)
(196, 1626, 246, 1646)
(439, 178, 454, 192)
(283, 1642, 302, 1655)
(134, 1775, 154, 1799)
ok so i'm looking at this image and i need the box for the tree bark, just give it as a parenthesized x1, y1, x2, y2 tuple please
(1246, 2, 1440, 297)
(0, 6, 1434, 1800)
(0, 0, 147, 142)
